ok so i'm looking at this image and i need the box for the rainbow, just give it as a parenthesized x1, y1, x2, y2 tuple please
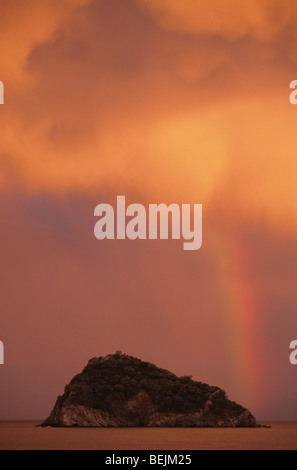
(210, 222, 264, 410)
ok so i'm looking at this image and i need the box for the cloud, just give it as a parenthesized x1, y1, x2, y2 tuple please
(0, 0, 297, 237)
(138, 0, 297, 41)
(0, 0, 92, 85)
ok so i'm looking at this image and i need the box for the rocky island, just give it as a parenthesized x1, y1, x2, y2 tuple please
(41, 352, 257, 427)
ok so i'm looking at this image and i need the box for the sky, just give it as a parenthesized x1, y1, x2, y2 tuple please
(0, 0, 297, 421)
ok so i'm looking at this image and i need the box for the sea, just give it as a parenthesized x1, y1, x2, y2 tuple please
(0, 421, 296, 450)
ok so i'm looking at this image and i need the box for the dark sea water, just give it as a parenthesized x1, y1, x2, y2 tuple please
(0, 421, 296, 450)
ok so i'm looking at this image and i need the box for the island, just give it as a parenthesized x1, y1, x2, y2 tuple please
(41, 352, 257, 427)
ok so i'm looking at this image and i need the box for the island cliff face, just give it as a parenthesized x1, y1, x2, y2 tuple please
(41, 353, 257, 428)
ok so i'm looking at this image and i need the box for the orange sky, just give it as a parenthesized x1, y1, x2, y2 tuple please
(1, 0, 297, 421)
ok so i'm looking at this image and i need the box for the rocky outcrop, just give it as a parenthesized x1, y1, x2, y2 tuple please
(41, 353, 257, 428)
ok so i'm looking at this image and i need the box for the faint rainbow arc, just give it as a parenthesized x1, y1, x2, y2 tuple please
(211, 224, 263, 408)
